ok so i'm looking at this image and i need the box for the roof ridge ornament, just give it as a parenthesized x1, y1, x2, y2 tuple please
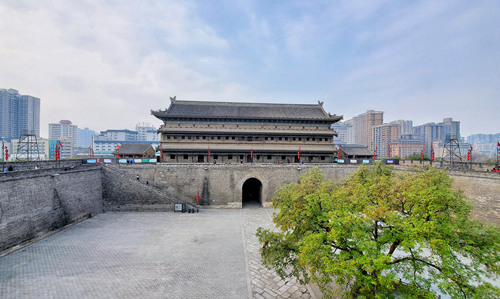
(318, 100, 323, 107)
(170, 96, 176, 102)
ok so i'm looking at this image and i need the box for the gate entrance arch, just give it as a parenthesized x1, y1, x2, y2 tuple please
(242, 178, 262, 208)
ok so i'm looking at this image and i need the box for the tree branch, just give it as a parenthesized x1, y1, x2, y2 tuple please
(388, 256, 442, 272)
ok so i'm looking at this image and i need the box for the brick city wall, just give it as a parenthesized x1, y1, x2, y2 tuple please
(0, 167, 103, 252)
(101, 165, 181, 212)
(102, 164, 357, 209)
(2, 163, 499, 253)
(450, 172, 500, 225)
(103, 164, 500, 225)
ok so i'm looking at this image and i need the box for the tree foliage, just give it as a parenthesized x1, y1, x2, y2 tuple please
(405, 152, 430, 161)
(257, 165, 500, 298)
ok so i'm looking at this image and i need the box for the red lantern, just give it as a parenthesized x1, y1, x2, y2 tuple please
(4, 148, 8, 161)
(432, 151, 435, 161)
(420, 151, 423, 160)
(467, 151, 471, 161)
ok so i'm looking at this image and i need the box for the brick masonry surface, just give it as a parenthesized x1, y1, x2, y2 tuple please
(0, 167, 103, 252)
(241, 206, 315, 299)
(0, 209, 318, 299)
(2, 163, 499, 256)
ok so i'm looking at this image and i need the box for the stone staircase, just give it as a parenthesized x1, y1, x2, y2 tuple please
(102, 165, 200, 213)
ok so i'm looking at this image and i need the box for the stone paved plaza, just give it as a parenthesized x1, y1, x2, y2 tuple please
(0, 208, 316, 299)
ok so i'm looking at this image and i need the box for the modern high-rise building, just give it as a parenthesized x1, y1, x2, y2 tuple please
(413, 118, 461, 156)
(95, 129, 138, 141)
(390, 134, 425, 158)
(136, 123, 159, 142)
(49, 120, 78, 146)
(372, 123, 401, 158)
(0, 89, 40, 139)
(351, 110, 383, 151)
(77, 128, 97, 148)
(391, 120, 413, 135)
(331, 121, 354, 144)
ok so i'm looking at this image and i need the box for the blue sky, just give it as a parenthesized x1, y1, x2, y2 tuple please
(1, 0, 499, 138)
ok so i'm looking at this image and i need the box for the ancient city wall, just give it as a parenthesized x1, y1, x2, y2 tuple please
(1, 163, 499, 253)
(102, 163, 358, 209)
(103, 164, 500, 225)
(0, 167, 103, 252)
(450, 172, 500, 225)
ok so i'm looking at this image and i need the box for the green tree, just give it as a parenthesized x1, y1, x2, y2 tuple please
(405, 152, 430, 161)
(257, 165, 500, 298)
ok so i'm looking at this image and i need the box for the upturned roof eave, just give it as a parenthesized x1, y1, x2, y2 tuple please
(152, 112, 342, 122)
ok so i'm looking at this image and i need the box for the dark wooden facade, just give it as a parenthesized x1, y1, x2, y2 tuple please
(152, 98, 342, 163)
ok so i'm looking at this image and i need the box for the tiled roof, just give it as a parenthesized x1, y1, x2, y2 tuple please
(118, 143, 154, 155)
(152, 99, 342, 121)
(341, 145, 373, 157)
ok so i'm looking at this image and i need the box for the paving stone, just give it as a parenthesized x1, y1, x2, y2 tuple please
(1, 208, 315, 299)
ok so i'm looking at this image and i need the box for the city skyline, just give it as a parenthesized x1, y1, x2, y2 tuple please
(1, 1, 499, 137)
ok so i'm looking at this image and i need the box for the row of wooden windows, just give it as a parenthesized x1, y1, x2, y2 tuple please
(165, 135, 332, 142)
(168, 154, 327, 161)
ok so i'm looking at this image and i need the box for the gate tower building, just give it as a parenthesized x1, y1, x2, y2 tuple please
(152, 98, 342, 163)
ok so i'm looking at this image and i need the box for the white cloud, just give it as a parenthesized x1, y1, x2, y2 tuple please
(0, 0, 498, 138)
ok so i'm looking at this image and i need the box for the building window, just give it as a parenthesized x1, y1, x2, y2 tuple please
(312, 138, 316, 141)
(214, 155, 218, 159)
(202, 136, 206, 140)
(211, 136, 215, 140)
(306, 138, 309, 141)
(167, 136, 171, 140)
(321, 156, 325, 160)
(232, 137, 235, 140)
(285, 137, 288, 141)
(248, 137, 253, 141)
(183, 154, 188, 159)
(265, 137, 268, 140)
(228, 155, 233, 159)
(279, 137, 282, 140)
(225, 136, 229, 140)
(292, 137, 296, 141)
(256, 155, 260, 159)
(188, 136, 191, 139)
(271, 137, 275, 140)
(170, 154, 175, 159)
(318, 138, 322, 141)
(240, 155, 243, 159)
(267, 155, 272, 159)
(174, 136, 178, 139)
(196, 136, 200, 139)
(181, 136, 185, 139)
(217, 136, 221, 140)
